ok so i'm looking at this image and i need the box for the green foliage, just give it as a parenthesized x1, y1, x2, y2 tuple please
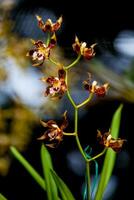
(10, 105, 124, 200)
(10, 146, 46, 191)
(0, 194, 7, 200)
(41, 144, 58, 200)
(95, 104, 123, 200)
(10, 144, 76, 200)
(51, 170, 75, 200)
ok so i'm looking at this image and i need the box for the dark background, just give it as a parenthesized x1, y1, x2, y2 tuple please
(0, 0, 133, 199)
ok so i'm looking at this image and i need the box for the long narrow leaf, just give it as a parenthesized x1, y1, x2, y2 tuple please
(110, 104, 123, 137)
(0, 194, 7, 200)
(10, 146, 46, 191)
(41, 144, 58, 200)
(95, 104, 123, 200)
(51, 169, 75, 200)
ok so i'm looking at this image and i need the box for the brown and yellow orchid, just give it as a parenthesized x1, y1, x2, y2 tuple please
(41, 68, 67, 99)
(72, 36, 96, 59)
(38, 111, 68, 148)
(36, 15, 63, 33)
(83, 73, 109, 97)
(26, 34, 56, 66)
(97, 130, 126, 152)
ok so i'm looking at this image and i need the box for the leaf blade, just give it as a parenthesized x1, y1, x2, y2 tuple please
(95, 104, 123, 200)
(10, 146, 46, 191)
(51, 169, 75, 200)
(41, 144, 58, 200)
(0, 194, 7, 200)
(110, 104, 123, 138)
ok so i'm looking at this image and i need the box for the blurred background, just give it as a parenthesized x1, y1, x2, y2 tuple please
(0, 0, 133, 199)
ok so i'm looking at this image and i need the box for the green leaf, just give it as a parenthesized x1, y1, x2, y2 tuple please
(0, 194, 7, 200)
(110, 104, 123, 138)
(41, 144, 58, 200)
(95, 104, 123, 200)
(10, 146, 46, 191)
(51, 169, 75, 200)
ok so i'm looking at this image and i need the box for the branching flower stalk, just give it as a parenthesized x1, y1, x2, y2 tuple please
(61, 56, 106, 200)
(25, 15, 126, 200)
(0, 14, 126, 200)
(43, 43, 106, 199)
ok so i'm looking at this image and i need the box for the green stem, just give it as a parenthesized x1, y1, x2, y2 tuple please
(77, 93, 94, 109)
(67, 90, 77, 108)
(63, 132, 76, 136)
(65, 54, 81, 70)
(74, 108, 87, 160)
(86, 161, 91, 200)
(46, 33, 50, 46)
(49, 57, 59, 66)
(10, 146, 46, 191)
(65, 60, 92, 200)
(74, 108, 78, 133)
(49, 54, 81, 69)
(65, 68, 87, 160)
(65, 69, 77, 108)
(88, 149, 106, 162)
(75, 135, 87, 160)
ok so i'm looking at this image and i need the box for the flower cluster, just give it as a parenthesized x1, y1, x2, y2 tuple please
(27, 15, 126, 151)
(26, 15, 62, 66)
